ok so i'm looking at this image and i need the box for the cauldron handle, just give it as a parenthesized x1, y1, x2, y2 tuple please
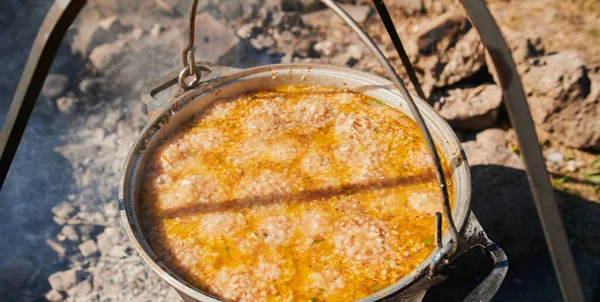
(463, 240, 508, 302)
(458, 213, 508, 302)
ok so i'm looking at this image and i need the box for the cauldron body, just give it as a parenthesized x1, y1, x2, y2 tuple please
(120, 63, 505, 302)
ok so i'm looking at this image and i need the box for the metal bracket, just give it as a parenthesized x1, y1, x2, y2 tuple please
(141, 61, 241, 118)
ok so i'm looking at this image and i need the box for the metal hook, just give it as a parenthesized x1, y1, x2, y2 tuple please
(179, 0, 200, 90)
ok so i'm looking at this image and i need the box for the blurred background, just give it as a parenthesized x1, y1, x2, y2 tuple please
(0, 0, 599, 301)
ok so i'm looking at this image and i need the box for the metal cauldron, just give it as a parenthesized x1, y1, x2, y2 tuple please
(119, 62, 508, 302)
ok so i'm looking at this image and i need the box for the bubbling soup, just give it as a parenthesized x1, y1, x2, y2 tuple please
(140, 86, 451, 301)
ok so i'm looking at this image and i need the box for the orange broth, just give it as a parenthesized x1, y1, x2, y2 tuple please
(140, 86, 452, 301)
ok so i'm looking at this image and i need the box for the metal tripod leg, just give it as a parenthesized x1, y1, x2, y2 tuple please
(0, 0, 87, 189)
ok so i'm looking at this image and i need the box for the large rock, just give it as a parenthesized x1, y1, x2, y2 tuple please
(475, 128, 508, 145)
(435, 29, 486, 87)
(524, 52, 590, 118)
(463, 131, 545, 259)
(186, 12, 243, 65)
(435, 84, 503, 130)
(415, 12, 470, 55)
(485, 29, 545, 83)
(82, 12, 244, 98)
(72, 16, 131, 56)
(523, 52, 599, 150)
(413, 13, 485, 89)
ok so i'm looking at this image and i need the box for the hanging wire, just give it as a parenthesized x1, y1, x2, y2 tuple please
(319, 0, 459, 261)
(371, 0, 428, 103)
(179, 0, 200, 90)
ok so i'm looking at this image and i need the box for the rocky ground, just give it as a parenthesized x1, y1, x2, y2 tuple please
(0, 0, 599, 301)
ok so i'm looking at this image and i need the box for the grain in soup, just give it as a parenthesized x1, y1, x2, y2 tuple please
(140, 85, 451, 301)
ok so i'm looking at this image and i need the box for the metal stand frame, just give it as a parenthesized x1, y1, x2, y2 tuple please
(0, 0, 584, 301)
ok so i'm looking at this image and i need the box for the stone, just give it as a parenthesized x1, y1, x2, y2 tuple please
(432, 1, 445, 14)
(51, 201, 75, 224)
(78, 78, 104, 94)
(61, 225, 80, 242)
(45, 289, 64, 301)
(98, 16, 129, 33)
(46, 239, 67, 257)
(154, 0, 177, 14)
(48, 268, 81, 292)
(96, 227, 120, 257)
(523, 52, 600, 150)
(270, 11, 286, 29)
(330, 45, 364, 67)
(423, 0, 447, 14)
(72, 17, 131, 55)
(126, 28, 144, 41)
(413, 13, 484, 89)
(150, 23, 163, 39)
(415, 12, 470, 54)
(546, 151, 564, 163)
(301, 4, 371, 27)
(56, 96, 79, 115)
(67, 280, 93, 297)
(435, 84, 503, 130)
(102, 110, 123, 131)
(294, 39, 319, 58)
(250, 34, 275, 50)
(185, 13, 242, 65)
(475, 128, 508, 145)
(435, 29, 486, 87)
(462, 136, 545, 259)
(108, 244, 131, 259)
(236, 23, 257, 39)
(216, 0, 261, 21)
(41, 74, 69, 98)
(565, 160, 579, 172)
(524, 52, 590, 116)
(89, 40, 127, 70)
(486, 29, 545, 84)
(396, 0, 424, 15)
(313, 40, 335, 57)
(79, 240, 99, 257)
